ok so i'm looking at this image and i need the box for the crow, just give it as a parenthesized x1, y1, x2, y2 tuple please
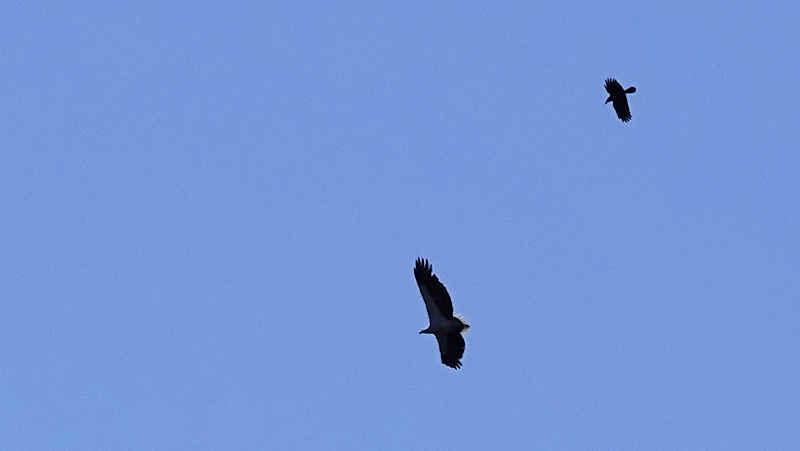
(605, 78, 637, 122)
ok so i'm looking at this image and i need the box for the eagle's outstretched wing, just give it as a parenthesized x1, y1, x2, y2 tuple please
(435, 332, 465, 369)
(414, 258, 454, 322)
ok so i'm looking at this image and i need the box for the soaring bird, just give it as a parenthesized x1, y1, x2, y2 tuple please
(414, 258, 469, 369)
(605, 78, 637, 122)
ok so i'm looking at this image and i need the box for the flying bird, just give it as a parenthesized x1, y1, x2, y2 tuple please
(414, 258, 469, 369)
(605, 78, 637, 122)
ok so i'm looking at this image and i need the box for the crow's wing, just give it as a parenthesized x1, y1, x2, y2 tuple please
(612, 96, 632, 122)
(605, 78, 624, 95)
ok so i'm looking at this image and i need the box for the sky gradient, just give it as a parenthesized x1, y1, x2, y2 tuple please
(2, 2, 799, 449)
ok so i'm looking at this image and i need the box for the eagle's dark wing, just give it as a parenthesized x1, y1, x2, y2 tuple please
(612, 96, 632, 122)
(414, 258, 454, 319)
(435, 333, 465, 369)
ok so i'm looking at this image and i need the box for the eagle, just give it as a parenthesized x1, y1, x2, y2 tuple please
(604, 78, 637, 122)
(414, 258, 469, 369)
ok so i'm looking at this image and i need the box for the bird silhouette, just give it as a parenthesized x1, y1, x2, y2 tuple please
(605, 78, 637, 122)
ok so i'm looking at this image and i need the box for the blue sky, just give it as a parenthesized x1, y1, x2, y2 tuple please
(2, 1, 799, 449)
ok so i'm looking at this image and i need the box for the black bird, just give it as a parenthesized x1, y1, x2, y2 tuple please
(605, 78, 637, 122)
(414, 258, 469, 369)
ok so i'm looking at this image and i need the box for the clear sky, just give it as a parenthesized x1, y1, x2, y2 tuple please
(2, 1, 799, 449)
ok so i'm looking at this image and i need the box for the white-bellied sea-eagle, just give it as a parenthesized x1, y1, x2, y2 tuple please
(414, 258, 469, 369)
